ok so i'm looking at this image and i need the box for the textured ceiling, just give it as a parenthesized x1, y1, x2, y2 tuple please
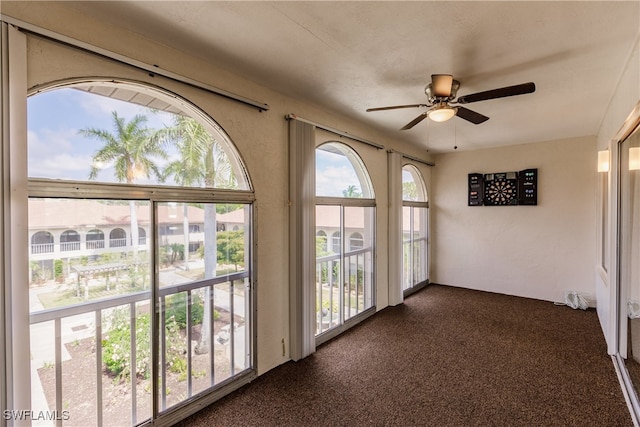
(64, 1, 639, 153)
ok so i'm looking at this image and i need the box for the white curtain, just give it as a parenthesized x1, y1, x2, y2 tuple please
(1, 22, 31, 422)
(288, 119, 316, 360)
(387, 151, 403, 306)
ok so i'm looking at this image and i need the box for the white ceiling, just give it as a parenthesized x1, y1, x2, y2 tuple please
(64, 1, 639, 153)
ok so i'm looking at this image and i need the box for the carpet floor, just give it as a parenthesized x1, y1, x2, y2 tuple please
(176, 284, 632, 426)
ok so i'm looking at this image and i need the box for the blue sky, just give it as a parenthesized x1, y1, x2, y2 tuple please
(28, 86, 371, 195)
(28, 88, 175, 183)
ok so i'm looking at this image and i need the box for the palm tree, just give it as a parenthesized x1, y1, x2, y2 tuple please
(80, 111, 167, 282)
(342, 184, 362, 198)
(159, 115, 236, 354)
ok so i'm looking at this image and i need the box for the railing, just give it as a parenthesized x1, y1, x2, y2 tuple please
(315, 247, 372, 335)
(29, 270, 250, 427)
(31, 242, 54, 254)
(402, 237, 428, 291)
(86, 240, 105, 250)
(60, 241, 81, 252)
(109, 238, 127, 248)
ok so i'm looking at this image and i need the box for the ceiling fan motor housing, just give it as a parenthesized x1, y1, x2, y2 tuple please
(425, 79, 460, 103)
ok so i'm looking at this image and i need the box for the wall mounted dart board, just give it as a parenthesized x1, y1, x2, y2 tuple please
(468, 169, 537, 206)
(484, 172, 518, 205)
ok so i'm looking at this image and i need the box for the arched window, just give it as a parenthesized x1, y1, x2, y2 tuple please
(31, 231, 54, 254)
(315, 142, 375, 339)
(316, 142, 373, 198)
(60, 230, 81, 251)
(86, 229, 105, 249)
(349, 232, 364, 251)
(109, 228, 127, 248)
(316, 230, 327, 254)
(402, 164, 429, 293)
(402, 164, 428, 202)
(331, 231, 341, 254)
(27, 79, 255, 422)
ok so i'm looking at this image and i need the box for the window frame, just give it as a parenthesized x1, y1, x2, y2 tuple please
(25, 79, 257, 426)
(401, 163, 430, 296)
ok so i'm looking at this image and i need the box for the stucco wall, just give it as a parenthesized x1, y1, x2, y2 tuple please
(431, 136, 597, 303)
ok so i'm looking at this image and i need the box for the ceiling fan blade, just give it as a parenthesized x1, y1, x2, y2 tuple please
(432, 74, 454, 97)
(456, 106, 489, 124)
(366, 104, 429, 112)
(457, 82, 536, 104)
(401, 112, 429, 130)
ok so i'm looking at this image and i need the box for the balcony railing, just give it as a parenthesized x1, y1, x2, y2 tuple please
(402, 236, 428, 291)
(109, 238, 127, 248)
(31, 239, 150, 256)
(86, 240, 105, 250)
(31, 242, 54, 254)
(29, 270, 250, 427)
(60, 241, 81, 252)
(315, 246, 372, 335)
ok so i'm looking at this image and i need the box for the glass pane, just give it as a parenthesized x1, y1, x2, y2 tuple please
(156, 202, 252, 412)
(413, 207, 429, 284)
(402, 206, 429, 290)
(29, 198, 152, 426)
(316, 143, 373, 198)
(344, 206, 374, 320)
(402, 164, 427, 202)
(620, 126, 640, 399)
(27, 86, 248, 190)
(316, 205, 341, 335)
(29, 198, 151, 308)
(402, 206, 412, 291)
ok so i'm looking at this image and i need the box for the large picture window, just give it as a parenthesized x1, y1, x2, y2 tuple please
(402, 164, 429, 293)
(315, 142, 375, 340)
(27, 81, 254, 426)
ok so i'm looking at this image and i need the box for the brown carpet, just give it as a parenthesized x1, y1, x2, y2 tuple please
(176, 284, 632, 426)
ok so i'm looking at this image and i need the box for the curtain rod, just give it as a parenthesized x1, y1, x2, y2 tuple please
(388, 149, 435, 167)
(0, 15, 270, 112)
(286, 114, 385, 150)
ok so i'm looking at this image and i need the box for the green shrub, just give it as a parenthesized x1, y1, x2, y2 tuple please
(164, 293, 204, 328)
(102, 310, 151, 379)
(54, 259, 64, 283)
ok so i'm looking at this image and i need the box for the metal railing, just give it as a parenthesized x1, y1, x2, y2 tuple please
(315, 247, 372, 335)
(29, 270, 250, 427)
(402, 237, 428, 291)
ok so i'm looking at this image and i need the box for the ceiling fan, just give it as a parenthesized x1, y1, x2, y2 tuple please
(366, 74, 535, 130)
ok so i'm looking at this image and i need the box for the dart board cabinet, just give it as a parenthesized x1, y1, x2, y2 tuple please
(468, 169, 537, 206)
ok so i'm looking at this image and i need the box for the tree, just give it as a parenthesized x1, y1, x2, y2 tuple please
(342, 184, 362, 198)
(158, 115, 237, 354)
(217, 231, 245, 271)
(402, 181, 418, 201)
(81, 111, 167, 284)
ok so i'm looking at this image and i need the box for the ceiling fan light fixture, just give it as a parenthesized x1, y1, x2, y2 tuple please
(428, 105, 456, 122)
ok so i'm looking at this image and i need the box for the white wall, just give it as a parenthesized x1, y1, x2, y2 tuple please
(431, 136, 596, 303)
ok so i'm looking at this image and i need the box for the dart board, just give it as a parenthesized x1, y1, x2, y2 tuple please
(483, 172, 518, 206)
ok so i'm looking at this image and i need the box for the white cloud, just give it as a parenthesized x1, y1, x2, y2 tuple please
(316, 165, 361, 197)
(29, 152, 95, 181)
